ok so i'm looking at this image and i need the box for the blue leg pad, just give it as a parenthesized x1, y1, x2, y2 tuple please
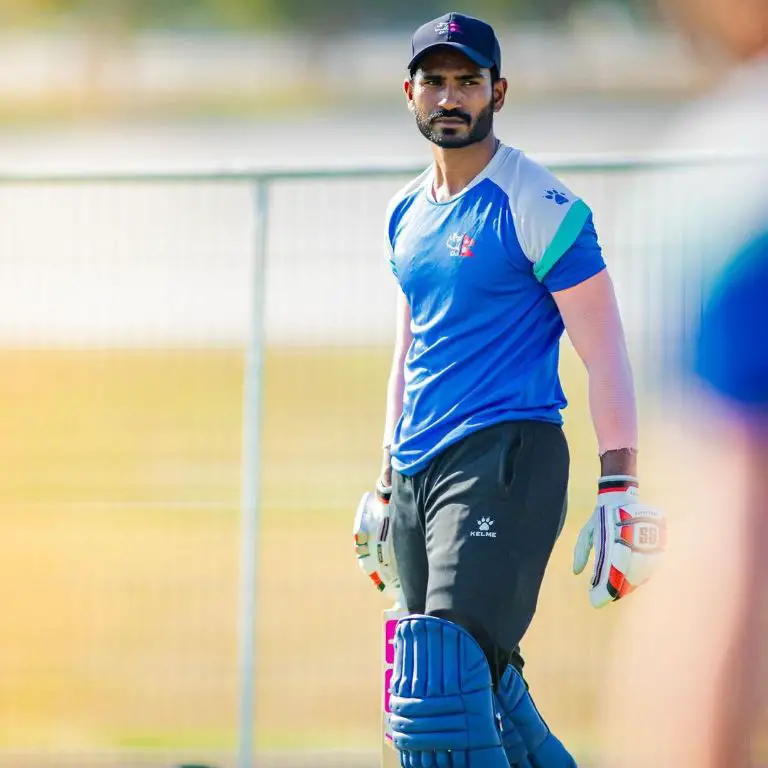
(389, 615, 510, 768)
(495, 666, 577, 768)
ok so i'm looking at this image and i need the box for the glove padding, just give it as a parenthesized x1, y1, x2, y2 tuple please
(353, 481, 403, 603)
(573, 475, 666, 608)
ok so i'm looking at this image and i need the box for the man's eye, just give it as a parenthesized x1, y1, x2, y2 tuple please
(463, 79, 479, 86)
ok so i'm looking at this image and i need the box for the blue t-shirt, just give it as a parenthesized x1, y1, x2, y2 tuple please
(693, 228, 768, 410)
(386, 143, 606, 476)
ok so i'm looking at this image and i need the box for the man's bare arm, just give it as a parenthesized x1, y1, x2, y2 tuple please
(552, 268, 638, 476)
(380, 289, 412, 488)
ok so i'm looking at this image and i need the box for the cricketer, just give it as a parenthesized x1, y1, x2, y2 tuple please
(355, 12, 666, 767)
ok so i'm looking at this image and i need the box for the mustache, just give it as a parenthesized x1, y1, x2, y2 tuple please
(429, 109, 471, 125)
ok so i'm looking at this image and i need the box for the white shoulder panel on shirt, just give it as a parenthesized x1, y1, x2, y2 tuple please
(490, 146, 591, 279)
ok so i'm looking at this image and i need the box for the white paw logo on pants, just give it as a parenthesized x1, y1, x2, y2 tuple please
(470, 517, 496, 538)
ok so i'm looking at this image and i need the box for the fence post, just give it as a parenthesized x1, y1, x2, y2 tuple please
(237, 176, 269, 768)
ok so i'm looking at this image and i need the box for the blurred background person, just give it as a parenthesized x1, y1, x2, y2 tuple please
(595, 1, 768, 766)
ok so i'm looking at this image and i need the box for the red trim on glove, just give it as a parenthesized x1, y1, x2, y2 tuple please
(370, 572, 385, 592)
(598, 477, 639, 494)
(608, 564, 636, 600)
(619, 508, 633, 545)
(599, 484, 636, 494)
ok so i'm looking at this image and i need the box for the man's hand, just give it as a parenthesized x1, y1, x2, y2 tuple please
(573, 475, 666, 608)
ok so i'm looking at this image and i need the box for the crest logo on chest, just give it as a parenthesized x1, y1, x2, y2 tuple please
(447, 232, 475, 258)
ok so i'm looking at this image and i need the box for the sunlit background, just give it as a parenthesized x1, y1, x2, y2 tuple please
(0, 1, 763, 767)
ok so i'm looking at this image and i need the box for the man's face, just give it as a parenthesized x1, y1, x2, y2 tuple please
(404, 48, 507, 149)
(658, 0, 768, 61)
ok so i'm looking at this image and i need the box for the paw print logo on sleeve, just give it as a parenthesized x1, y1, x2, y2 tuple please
(544, 189, 570, 205)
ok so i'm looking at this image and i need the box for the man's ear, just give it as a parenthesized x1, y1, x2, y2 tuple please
(404, 77, 415, 110)
(493, 77, 508, 113)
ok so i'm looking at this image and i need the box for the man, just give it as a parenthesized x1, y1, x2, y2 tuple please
(595, 1, 768, 766)
(358, 12, 667, 768)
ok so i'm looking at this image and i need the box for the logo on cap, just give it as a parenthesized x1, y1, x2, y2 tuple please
(435, 21, 462, 34)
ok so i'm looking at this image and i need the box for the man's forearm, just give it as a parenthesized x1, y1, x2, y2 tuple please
(382, 371, 404, 448)
(380, 447, 393, 487)
(587, 346, 639, 477)
(380, 364, 405, 485)
(552, 269, 639, 478)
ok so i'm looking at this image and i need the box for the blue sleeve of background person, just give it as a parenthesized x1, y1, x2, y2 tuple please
(540, 213, 606, 293)
(693, 229, 768, 409)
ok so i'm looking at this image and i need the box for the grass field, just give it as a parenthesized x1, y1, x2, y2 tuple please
(0, 343, 646, 763)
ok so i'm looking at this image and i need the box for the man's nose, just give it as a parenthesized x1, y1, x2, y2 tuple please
(437, 84, 461, 111)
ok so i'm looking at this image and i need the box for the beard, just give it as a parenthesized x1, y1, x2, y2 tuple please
(415, 99, 494, 149)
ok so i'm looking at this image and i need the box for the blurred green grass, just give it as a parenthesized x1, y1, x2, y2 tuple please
(0, 344, 630, 759)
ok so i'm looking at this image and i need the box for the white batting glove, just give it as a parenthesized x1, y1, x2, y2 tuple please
(353, 483, 403, 603)
(573, 476, 666, 608)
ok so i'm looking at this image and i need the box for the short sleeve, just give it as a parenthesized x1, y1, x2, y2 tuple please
(384, 167, 431, 282)
(385, 196, 398, 278)
(504, 153, 593, 282)
(541, 213, 606, 292)
(693, 230, 768, 410)
(385, 223, 397, 279)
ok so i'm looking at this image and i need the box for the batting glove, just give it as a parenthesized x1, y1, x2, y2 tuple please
(573, 475, 666, 608)
(353, 484, 403, 603)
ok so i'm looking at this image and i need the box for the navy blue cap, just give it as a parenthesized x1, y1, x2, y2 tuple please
(408, 12, 501, 74)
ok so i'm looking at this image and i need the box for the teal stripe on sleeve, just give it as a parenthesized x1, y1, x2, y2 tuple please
(533, 199, 591, 282)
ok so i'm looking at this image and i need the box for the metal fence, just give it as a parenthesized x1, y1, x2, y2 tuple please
(0, 154, 761, 768)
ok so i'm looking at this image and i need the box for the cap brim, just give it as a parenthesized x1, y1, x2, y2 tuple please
(408, 42, 494, 73)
